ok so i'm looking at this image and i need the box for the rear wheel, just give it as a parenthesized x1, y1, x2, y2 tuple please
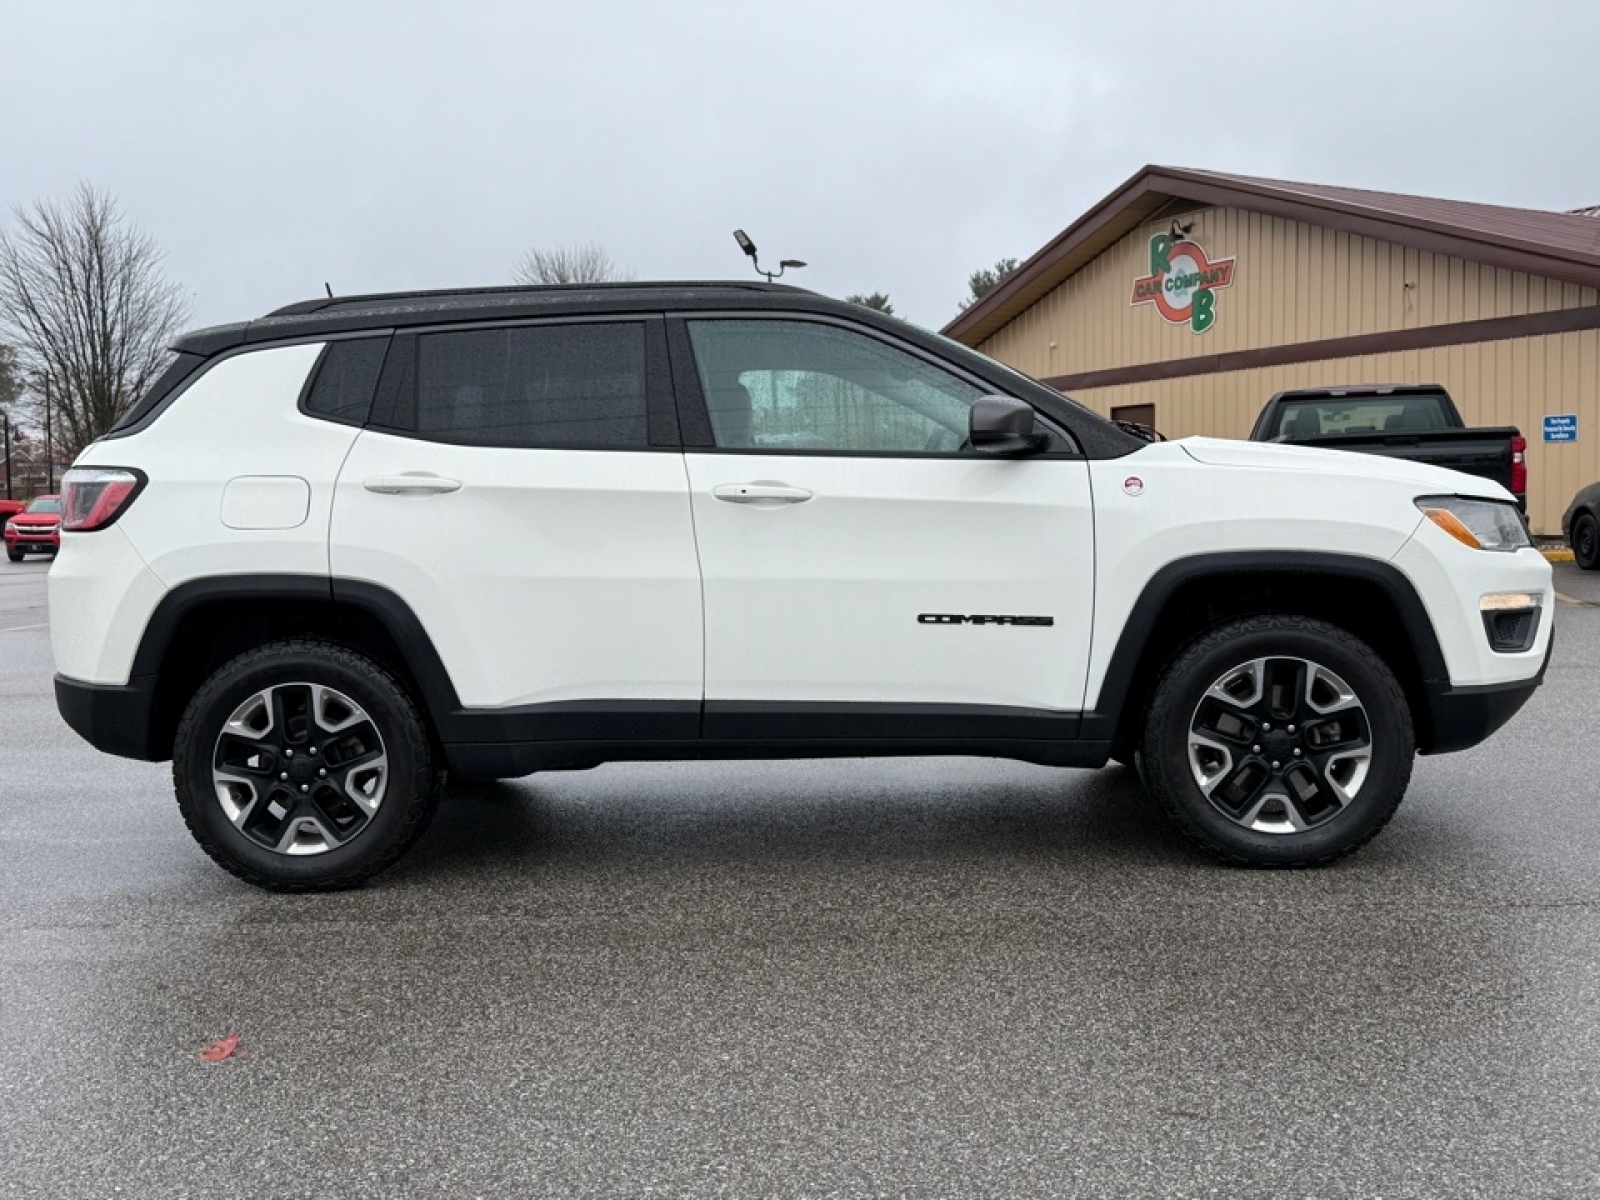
(1140, 615, 1413, 867)
(173, 639, 442, 891)
(1574, 511, 1600, 571)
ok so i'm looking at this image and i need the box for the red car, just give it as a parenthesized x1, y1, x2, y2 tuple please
(4, 494, 62, 561)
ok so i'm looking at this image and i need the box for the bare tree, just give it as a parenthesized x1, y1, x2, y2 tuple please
(0, 185, 191, 458)
(0, 343, 21, 420)
(0, 342, 20, 499)
(513, 242, 633, 286)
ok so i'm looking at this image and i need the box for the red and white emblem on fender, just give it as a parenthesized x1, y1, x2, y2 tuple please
(1123, 477, 1145, 496)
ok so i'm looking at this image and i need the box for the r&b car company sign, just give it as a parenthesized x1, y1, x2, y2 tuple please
(1131, 232, 1236, 333)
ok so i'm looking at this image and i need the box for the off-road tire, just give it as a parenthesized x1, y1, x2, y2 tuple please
(173, 638, 443, 891)
(1140, 615, 1414, 867)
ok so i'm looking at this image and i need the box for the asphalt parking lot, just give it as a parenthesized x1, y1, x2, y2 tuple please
(3, 557, 1598, 1199)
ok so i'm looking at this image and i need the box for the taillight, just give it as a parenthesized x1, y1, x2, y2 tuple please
(1510, 435, 1527, 498)
(60, 467, 147, 532)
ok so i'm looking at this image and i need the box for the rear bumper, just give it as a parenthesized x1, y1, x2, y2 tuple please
(1420, 630, 1552, 754)
(55, 673, 162, 760)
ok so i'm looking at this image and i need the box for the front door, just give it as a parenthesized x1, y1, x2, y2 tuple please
(673, 316, 1095, 740)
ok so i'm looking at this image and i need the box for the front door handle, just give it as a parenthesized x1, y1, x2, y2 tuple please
(712, 483, 813, 505)
(363, 474, 462, 495)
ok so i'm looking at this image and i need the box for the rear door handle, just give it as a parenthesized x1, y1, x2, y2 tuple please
(363, 474, 462, 495)
(712, 483, 813, 505)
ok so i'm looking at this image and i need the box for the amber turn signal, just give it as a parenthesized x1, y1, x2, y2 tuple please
(1419, 506, 1482, 549)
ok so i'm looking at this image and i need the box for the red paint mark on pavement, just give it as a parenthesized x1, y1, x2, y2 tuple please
(199, 1033, 241, 1062)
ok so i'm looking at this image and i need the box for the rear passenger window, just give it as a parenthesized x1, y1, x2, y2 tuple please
(303, 338, 389, 426)
(414, 323, 648, 448)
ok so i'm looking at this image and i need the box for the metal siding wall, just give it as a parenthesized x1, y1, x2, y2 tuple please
(1066, 328, 1600, 536)
(976, 208, 1600, 377)
(972, 206, 1600, 536)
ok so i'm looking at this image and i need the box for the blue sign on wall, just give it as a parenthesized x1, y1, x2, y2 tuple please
(1543, 414, 1578, 442)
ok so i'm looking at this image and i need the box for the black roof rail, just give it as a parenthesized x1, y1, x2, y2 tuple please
(266, 279, 806, 318)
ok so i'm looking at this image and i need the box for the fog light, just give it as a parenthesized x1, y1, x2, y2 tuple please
(1479, 593, 1541, 653)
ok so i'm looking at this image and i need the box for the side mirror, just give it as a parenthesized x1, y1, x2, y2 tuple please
(970, 395, 1049, 454)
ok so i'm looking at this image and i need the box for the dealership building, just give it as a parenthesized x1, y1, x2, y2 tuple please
(945, 166, 1600, 535)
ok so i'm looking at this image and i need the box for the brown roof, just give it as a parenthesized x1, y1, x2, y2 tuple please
(944, 165, 1600, 344)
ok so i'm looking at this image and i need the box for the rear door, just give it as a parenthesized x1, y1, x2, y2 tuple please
(331, 317, 702, 733)
(670, 315, 1096, 742)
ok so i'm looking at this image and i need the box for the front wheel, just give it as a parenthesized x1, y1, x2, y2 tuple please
(6, 548, 23, 562)
(1140, 615, 1414, 867)
(1573, 511, 1600, 571)
(173, 639, 443, 891)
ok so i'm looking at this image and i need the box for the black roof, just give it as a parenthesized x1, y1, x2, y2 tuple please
(175, 280, 821, 356)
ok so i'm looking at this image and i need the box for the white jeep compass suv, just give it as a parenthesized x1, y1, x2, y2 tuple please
(50, 283, 1553, 890)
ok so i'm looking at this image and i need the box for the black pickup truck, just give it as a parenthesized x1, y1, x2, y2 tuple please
(1248, 384, 1526, 511)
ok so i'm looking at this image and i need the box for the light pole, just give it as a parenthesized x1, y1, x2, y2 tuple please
(732, 230, 806, 282)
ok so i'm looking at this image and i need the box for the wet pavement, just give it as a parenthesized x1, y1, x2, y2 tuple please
(3, 558, 1598, 1198)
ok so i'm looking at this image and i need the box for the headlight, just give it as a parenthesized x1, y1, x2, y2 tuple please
(1415, 496, 1532, 552)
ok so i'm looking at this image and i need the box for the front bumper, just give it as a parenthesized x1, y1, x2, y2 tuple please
(1420, 628, 1552, 754)
(6, 532, 60, 550)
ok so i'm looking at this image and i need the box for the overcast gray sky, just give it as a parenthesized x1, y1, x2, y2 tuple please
(4, 0, 1597, 332)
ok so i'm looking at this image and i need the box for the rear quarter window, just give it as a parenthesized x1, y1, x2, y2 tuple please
(301, 337, 391, 426)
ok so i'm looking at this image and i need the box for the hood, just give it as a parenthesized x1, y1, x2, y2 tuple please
(1176, 436, 1515, 501)
(9, 512, 61, 525)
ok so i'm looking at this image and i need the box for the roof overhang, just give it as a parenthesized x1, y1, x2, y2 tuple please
(943, 165, 1600, 345)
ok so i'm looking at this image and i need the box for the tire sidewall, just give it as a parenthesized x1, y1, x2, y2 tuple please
(1144, 619, 1413, 865)
(174, 643, 432, 888)
(1575, 513, 1600, 571)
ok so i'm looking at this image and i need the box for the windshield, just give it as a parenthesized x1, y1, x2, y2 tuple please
(1265, 392, 1454, 440)
(24, 496, 61, 514)
(922, 327, 1104, 418)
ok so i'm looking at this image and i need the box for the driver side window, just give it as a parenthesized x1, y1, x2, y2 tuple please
(686, 320, 987, 454)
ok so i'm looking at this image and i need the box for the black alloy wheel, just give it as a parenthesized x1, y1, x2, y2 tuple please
(209, 681, 390, 856)
(1185, 655, 1372, 835)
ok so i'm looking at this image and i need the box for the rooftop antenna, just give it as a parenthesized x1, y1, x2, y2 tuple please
(732, 230, 805, 282)
(324, 282, 333, 298)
